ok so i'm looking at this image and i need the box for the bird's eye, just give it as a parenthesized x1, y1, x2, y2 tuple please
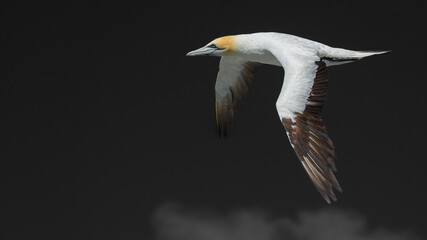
(207, 44, 217, 48)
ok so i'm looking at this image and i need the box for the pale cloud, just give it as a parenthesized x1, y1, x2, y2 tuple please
(152, 203, 420, 240)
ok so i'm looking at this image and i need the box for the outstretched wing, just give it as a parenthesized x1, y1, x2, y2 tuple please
(215, 56, 263, 135)
(274, 53, 342, 203)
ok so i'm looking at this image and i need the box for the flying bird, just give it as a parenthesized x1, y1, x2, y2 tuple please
(186, 32, 387, 203)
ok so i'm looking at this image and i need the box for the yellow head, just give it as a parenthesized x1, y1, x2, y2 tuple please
(186, 35, 236, 57)
(212, 36, 236, 55)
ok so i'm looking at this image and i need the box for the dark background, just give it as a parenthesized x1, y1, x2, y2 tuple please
(1, 1, 426, 239)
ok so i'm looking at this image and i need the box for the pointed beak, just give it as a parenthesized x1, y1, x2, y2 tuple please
(186, 46, 215, 56)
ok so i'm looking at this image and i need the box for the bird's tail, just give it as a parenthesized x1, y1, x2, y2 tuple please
(319, 47, 389, 66)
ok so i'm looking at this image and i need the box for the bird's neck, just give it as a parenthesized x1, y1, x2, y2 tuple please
(233, 34, 281, 66)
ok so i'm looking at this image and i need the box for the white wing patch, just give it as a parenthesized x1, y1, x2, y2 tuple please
(276, 60, 318, 119)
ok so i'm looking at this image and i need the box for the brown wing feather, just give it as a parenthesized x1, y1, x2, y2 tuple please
(216, 62, 263, 136)
(282, 61, 342, 203)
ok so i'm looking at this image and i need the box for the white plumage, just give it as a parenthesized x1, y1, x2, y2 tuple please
(187, 32, 388, 203)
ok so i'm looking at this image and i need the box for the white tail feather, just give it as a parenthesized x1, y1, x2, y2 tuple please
(319, 47, 389, 66)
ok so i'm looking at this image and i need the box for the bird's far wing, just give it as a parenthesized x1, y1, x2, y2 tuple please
(274, 52, 342, 203)
(215, 56, 263, 135)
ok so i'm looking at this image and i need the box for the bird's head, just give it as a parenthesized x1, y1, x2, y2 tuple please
(186, 36, 236, 57)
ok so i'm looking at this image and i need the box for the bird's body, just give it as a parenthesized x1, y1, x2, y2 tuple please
(222, 33, 318, 66)
(186, 32, 387, 203)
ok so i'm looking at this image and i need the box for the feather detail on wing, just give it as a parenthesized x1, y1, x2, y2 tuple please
(215, 57, 263, 136)
(281, 61, 342, 203)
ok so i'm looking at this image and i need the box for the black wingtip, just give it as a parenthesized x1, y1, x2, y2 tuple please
(217, 125, 227, 138)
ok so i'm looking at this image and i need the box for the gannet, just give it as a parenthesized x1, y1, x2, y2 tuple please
(186, 32, 388, 203)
